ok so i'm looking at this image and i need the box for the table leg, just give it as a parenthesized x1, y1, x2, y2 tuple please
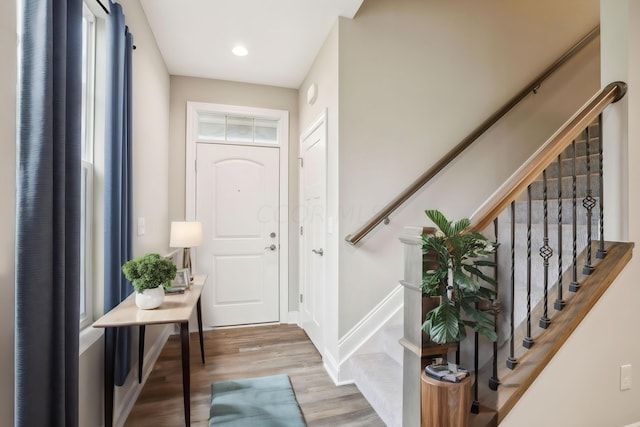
(104, 327, 117, 427)
(138, 325, 146, 383)
(196, 298, 205, 364)
(180, 322, 191, 426)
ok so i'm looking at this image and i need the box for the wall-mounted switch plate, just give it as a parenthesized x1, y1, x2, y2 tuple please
(621, 364, 632, 391)
(137, 217, 146, 236)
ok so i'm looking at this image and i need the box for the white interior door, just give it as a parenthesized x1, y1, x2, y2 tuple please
(300, 115, 326, 352)
(196, 143, 280, 327)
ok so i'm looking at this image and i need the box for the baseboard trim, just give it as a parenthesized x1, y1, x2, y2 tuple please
(113, 325, 172, 427)
(338, 285, 403, 361)
(323, 350, 353, 386)
(287, 311, 299, 325)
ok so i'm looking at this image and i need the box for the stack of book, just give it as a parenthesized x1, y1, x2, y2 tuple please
(425, 364, 469, 383)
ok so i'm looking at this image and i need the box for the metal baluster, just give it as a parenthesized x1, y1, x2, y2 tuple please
(523, 186, 534, 348)
(555, 154, 565, 311)
(583, 126, 596, 275)
(471, 326, 480, 414)
(569, 140, 580, 292)
(539, 170, 552, 329)
(597, 114, 607, 259)
(507, 201, 517, 369)
(489, 218, 500, 390)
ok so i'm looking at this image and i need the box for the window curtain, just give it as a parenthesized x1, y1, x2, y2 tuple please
(104, 0, 134, 387)
(15, 0, 82, 425)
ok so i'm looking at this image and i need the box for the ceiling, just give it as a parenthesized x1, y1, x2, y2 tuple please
(139, 0, 364, 89)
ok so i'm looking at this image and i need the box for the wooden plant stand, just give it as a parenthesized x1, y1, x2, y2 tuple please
(421, 371, 471, 427)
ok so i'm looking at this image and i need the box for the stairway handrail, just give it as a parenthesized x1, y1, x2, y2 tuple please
(469, 81, 627, 233)
(345, 26, 601, 245)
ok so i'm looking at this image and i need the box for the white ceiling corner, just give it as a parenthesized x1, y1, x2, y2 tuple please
(139, 0, 365, 89)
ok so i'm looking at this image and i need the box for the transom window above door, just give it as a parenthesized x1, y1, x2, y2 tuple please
(197, 112, 279, 144)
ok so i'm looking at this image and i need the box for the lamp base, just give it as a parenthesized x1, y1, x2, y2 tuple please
(182, 247, 193, 284)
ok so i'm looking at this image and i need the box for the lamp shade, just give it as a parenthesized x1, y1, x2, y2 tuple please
(169, 221, 203, 248)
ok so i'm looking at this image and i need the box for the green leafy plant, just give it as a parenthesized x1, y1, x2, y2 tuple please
(122, 253, 177, 293)
(421, 210, 498, 344)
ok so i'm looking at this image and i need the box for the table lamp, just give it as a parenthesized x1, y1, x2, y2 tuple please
(169, 221, 203, 281)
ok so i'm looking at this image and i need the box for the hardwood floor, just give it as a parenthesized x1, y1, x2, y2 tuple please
(125, 324, 385, 426)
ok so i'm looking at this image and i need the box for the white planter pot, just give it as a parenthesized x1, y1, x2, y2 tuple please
(135, 285, 165, 310)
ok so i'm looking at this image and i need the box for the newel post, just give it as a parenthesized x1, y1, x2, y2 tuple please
(399, 226, 425, 427)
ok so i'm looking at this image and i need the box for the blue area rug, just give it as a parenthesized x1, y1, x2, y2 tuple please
(210, 374, 307, 426)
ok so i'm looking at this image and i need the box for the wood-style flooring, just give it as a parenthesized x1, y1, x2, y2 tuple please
(125, 324, 385, 426)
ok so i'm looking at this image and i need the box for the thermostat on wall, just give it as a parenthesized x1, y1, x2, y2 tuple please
(307, 83, 318, 105)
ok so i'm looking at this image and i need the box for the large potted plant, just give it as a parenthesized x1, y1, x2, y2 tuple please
(122, 253, 177, 309)
(420, 210, 497, 427)
(421, 209, 497, 346)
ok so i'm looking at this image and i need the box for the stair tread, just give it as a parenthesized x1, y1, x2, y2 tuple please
(351, 353, 402, 427)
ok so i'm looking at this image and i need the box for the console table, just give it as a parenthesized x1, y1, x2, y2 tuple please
(93, 274, 207, 426)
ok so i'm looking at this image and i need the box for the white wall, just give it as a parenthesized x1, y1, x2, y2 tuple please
(79, 0, 173, 425)
(335, 0, 600, 336)
(168, 76, 299, 310)
(501, 1, 640, 425)
(0, 0, 16, 425)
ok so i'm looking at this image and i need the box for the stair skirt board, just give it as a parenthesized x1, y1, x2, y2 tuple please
(334, 284, 404, 384)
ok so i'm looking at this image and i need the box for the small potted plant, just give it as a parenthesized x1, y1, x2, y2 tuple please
(122, 253, 177, 309)
(422, 209, 497, 355)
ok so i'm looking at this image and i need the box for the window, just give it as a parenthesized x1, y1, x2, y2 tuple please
(80, 4, 96, 329)
(197, 112, 279, 144)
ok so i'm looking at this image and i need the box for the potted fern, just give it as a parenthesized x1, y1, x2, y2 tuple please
(421, 209, 497, 351)
(122, 253, 177, 309)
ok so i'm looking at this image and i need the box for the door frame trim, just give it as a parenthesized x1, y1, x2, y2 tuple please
(298, 109, 327, 351)
(185, 101, 290, 324)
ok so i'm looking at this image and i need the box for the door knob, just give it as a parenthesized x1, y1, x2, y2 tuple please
(265, 244, 277, 251)
(312, 248, 324, 256)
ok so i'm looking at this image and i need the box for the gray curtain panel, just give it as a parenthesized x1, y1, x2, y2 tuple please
(104, 0, 134, 387)
(15, 0, 82, 426)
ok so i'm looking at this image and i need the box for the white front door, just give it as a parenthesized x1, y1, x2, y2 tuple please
(300, 115, 327, 352)
(196, 143, 280, 327)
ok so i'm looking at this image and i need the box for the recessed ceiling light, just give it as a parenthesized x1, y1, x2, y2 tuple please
(232, 46, 248, 57)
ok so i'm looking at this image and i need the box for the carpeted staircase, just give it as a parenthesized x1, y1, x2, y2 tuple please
(349, 123, 601, 426)
(350, 324, 404, 427)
